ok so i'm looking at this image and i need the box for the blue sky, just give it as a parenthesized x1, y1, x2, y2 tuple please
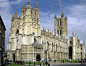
(0, 0, 86, 52)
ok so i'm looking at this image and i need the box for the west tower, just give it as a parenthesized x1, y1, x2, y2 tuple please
(54, 13, 67, 39)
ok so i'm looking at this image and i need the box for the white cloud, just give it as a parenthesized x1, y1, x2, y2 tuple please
(0, 0, 12, 50)
(9, 0, 29, 5)
(66, 4, 86, 50)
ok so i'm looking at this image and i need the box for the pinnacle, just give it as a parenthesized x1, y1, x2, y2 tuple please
(36, 2, 38, 8)
(61, 12, 64, 17)
(22, 3, 25, 9)
(55, 14, 57, 18)
(27, 0, 30, 5)
(15, 11, 17, 18)
(12, 14, 14, 17)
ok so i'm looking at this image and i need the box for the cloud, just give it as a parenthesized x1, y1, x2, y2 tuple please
(66, 4, 86, 50)
(39, 11, 57, 32)
(9, 0, 28, 5)
(0, 0, 12, 50)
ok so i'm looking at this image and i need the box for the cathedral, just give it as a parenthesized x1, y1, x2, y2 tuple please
(7, 1, 85, 62)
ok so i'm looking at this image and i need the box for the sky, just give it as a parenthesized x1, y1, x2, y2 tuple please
(0, 0, 86, 52)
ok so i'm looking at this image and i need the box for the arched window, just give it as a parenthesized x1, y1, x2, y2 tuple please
(16, 29, 19, 34)
(57, 30, 59, 35)
(58, 21, 59, 25)
(34, 38, 36, 43)
(31, 11, 32, 14)
(52, 43, 53, 51)
(60, 30, 61, 35)
(56, 44, 57, 52)
(60, 20, 61, 25)
(70, 41, 72, 44)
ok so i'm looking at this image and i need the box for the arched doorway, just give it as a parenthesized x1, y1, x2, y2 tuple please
(13, 54, 15, 61)
(69, 46, 72, 59)
(36, 54, 41, 61)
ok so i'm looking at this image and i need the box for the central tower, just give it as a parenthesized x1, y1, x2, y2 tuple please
(54, 13, 68, 39)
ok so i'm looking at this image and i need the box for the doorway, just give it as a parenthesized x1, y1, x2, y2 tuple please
(69, 46, 72, 59)
(36, 54, 41, 61)
(13, 54, 15, 61)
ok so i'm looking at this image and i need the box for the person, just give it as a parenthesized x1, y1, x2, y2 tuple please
(67, 59, 68, 63)
(65, 59, 66, 63)
(70, 59, 71, 63)
(23, 61, 25, 65)
(63, 59, 64, 63)
(61, 59, 62, 63)
(81, 59, 83, 65)
(55, 59, 56, 62)
(83, 59, 85, 65)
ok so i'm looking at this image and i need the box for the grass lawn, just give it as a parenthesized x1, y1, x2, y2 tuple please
(52, 59, 81, 63)
(10, 63, 32, 66)
(25, 62, 48, 65)
(10, 62, 48, 66)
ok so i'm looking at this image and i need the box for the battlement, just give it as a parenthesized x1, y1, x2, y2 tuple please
(41, 27, 59, 38)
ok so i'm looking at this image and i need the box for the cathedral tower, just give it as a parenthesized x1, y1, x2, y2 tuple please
(54, 13, 68, 39)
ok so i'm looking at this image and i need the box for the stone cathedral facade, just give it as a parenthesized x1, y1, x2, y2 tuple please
(7, 1, 85, 62)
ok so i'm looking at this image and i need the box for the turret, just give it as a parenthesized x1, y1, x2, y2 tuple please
(65, 16, 67, 35)
(73, 28, 76, 36)
(65, 16, 67, 20)
(22, 3, 25, 13)
(15, 11, 17, 18)
(11, 14, 14, 21)
(35, 3, 38, 11)
(61, 12, 64, 18)
(27, 0, 30, 9)
(54, 14, 57, 19)
(33, 6, 34, 9)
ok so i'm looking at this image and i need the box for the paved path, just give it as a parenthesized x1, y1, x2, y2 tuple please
(48, 61, 86, 66)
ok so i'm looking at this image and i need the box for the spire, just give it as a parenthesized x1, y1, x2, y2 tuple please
(73, 28, 75, 35)
(36, 2, 38, 8)
(33, 6, 34, 9)
(27, 0, 30, 8)
(15, 11, 17, 18)
(22, 3, 25, 12)
(12, 14, 14, 18)
(61, 12, 64, 17)
(27, 0, 30, 5)
(11, 14, 14, 21)
(54, 14, 57, 19)
(22, 3, 25, 9)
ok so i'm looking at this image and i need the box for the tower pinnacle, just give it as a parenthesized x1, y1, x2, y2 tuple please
(61, 12, 64, 17)
(27, 0, 30, 8)
(27, 0, 30, 5)
(15, 11, 17, 18)
(54, 14, 57, 19)
(73, 28, 75, 35)
(36, 3, 38, 8)
(22, 3, 25, 12)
